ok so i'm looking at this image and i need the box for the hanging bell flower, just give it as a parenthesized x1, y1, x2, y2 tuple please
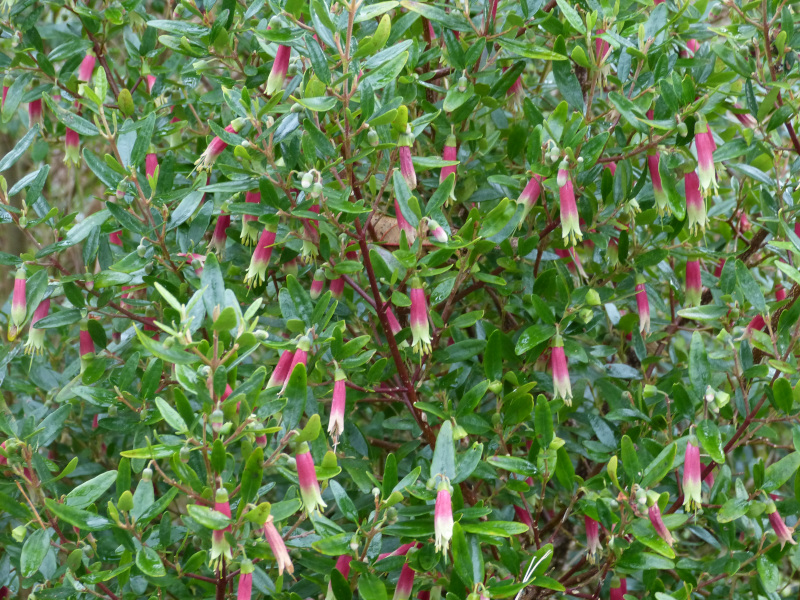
(585, 515, 600, 563)
(209, 487, 232, 566)
(328, 367, 347, 442)
(685, 259, 702, 307)
(240, 191, 262, 245)
(264, 514, 294, 574)
(24, 299, 50, 355)
(409, 278, 432, 355)
(550, 333, 572, 406)
(517, 174, 543, 221)
(296, 442, 327, 515)
(267, 350, 295, 389)
(635, 274, 650, 336)
(558, 163, 582, 247)
(8, 267, 26, 341)
(266, 45, 291, 96)
(434, 481, 454, 554)
(398, 128, 417, 190)
(682, 435, 702, 512)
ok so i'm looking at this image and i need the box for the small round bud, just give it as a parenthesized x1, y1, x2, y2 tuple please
(457, 75, 468, 92)
(210, 409, 224, 432)
(310, 181, 323, 198)
(108, 405, 118, 417)
(367, 129, 380, 146)
(142, 467, 153, 481)
(301, 172, 314, 189)
(118, 490, 134, 512)
(180, 446, 191, 463)
(677, 122, 688, 136)
(491, 412, 502, 426)
(488, 380, 502, 394)
(12, 525, 27, 542)
(372, 487, 381, 497)
(585, 289, 601, 306)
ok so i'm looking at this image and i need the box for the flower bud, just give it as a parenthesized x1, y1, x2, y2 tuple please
(118, 490, 134, 512)
(118, 88, 134, 116)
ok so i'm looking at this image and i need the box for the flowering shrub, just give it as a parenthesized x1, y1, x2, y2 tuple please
(2, 0, 800, 598)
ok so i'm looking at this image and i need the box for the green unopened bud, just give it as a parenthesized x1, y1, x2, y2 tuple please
(488, 380, 502, 394)
(118, 88, 134, 116)
(491, 412, 502, 426)
(643, 384, 658, 398)
(180, 446, 191, 463)
(210, 409, 224, 432)
(301, 172, 314, 189)
(367, 129, 379, 146)
(118, 490, 134, 512)
(108, 404, 118, 417)
(12, 525, 27, 542)
(452, 423, 468, 440)
(142, 467, 153, 482)
(585, 288, 601, 306)
(457, 75, 468, 92)
(677, 122, 688, 137)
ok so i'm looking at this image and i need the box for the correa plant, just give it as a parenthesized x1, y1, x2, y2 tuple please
(2, 0, 800, 597)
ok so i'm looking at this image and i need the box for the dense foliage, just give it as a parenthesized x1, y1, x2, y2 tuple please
(2, 0, 800, 598)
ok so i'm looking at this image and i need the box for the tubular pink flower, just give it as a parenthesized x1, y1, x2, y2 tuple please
(326, 555, 353, 600)
(296, 442, 327, 515)
(64, 128, 80, 166)
(648, 502, 674, 547)
(393, 563, 416, 600)
(78, 54, 96, 83)
(399, 144, 417, 191)
(210, 487, 232, 565)
(282, 336, 311, 391)
(238, 560, 254, 600)
(506, 70, 524, 115)
(28, 99, 43, 127)
(694, 122, 717, 193)
(2, 76, 10, 110)
(9, 267, 26, 340)
(195, 119, 245, 171)
(241, 191, 262, 245)
(310, 268, 326, 299)
(212, 213, 231, 253)
(146, 75, 156, 94)
(732, 104, 756, 128)
(766, 503, 796, 548)
(685, 171, 707, 234)
(607, 162, 617, 175)
(558, 166, 582, 246)
(647, 151, 669, 216)
(610, 578, 626, 600)
(396, 200, 415, 239)
(776, 283, 787, 302)
(109, 231, 123, 247)
(514, 505, 533, 531)
(685, 259, 701, 307)
(264, 515, 294, 575)
(517, 174, 543, 220)
(146, 153, 158, 179)
(746, 314, 766, 336)
(585, 516, 600, 562)
(386, 307, 403, 336)
(714, 258, 725, 278)
(328, 368, 347, 441)
(595, 29, 610, 62)
(378, 542, 417, 561)
(684, 38, 699, 57)
(434, 483, 454, 554)
(267, 45, 291, 96)
(25, 298, 50, 355)
(330, 276, 344, 299)
(551, 334, 572, 405)
(244, 225, 277, 286)
(80, 324, 95, 358)
(683, 438, 702, 512)
(427, 218, 448, 243)
(267, 350, 295, 388)
(635, 274, 650, 336)
(409, 279, 431, 354)
(440, 133, 458, 187)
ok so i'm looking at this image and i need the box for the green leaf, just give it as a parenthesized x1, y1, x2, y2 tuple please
(21, 529, 51, 578)
(431, 420, 456, 479)
(66, 209, 110, 245)
(498, 38, 568, 60)
(291, 95, 337, 112)
(555, 0, 585, 32)
(762, 452, 800, 492)
(45, 498, 113, 531)
(329, 479, 358, 522)
(42, 93, 99, 135)
(621, 435, 640, 481)
(186, 504, 231, 529)
(155, 397, 188, 433)
(717, 497, 749, 523)
(0, 126, 38, 172)
(689, 331, 710, 393)
(515, 324, 556, 355)
(134, 326, 199, 365)
(283, 363, 307, 431)
(640, 442, 676, 488)
(451, 522, 474, 585)
(735, 259, 766, 313)
(758, 557, 779, 593)
(66, 471, 118, 509)
(616, 551, 674, 570)
(136, 546, 166, 578)
(534, 395, 554, 449)
(461, 521, 531, 537)
(696, 420, 725, 464)
(147, 19, 210, 35)
(33, 405, 72, 447)
(488, 455, 537, 477)
(358, 573, 388, 600)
